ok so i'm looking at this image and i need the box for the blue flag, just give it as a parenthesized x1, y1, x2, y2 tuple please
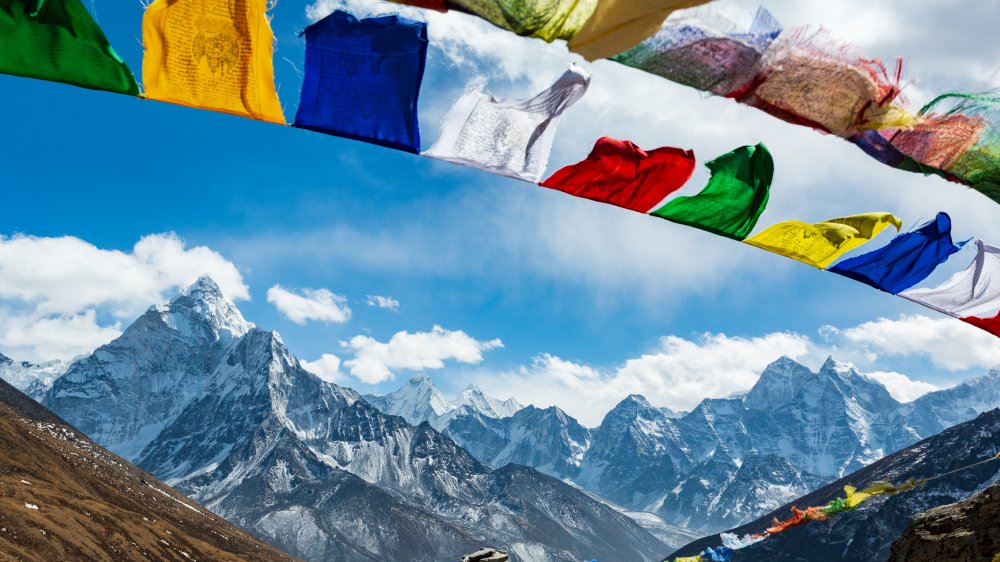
(294, 10, 428, 153)
(702, 546, 733, 562)
(829, 212, 967, 294)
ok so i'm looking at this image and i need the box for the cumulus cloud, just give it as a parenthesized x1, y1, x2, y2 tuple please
(342, 325, 503, 384)
(300, 353, 343, 383)
(267, 286, 351, 324)
(366, 295, 400, 312)
(865, 371, 940, 403)
(820, 314, 1000, 371)
(0, 233, 248, 361)
(470, 332, 814, 426)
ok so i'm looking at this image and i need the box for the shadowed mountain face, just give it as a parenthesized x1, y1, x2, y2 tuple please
(670, 409, 1000, 562)
(0, 377, 297, 562)
(39, 277, 669, 561)
(889, 481, 1000, 562)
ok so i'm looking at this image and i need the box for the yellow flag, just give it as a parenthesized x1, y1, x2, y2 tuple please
(844, 485, 870, 508)
(567, 0, 710, 61)
(142, 0, 285, 124)
(744, 213, 902, 269)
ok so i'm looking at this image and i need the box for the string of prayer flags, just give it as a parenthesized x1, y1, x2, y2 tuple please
(141, 0, 285, 123)
(424, 63, 590, 182)
(540, 137, 695, 212)
(294, 10, 428, 153)
(829, 213, 967, 294)
(744, 213, 902, 269)
(900, 240, 1000, 318)
(0, 0, 139, 95)
(444, 0, 598, 42)
(567, 0, 712, 61)
(651, 143, 772, 240)
(612, 7, 781, 97)
(677, 455, 1000, 562)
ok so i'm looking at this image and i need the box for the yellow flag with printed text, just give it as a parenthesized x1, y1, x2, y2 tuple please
(744, 213, 902, 269)
(142, 0, 285, 123)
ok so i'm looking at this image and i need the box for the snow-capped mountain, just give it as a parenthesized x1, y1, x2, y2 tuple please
(445, 404, 590, 477)
(41, 277, 669, 561)
(44, 276, 253, 459)
(364, 374, 523, 429)
(443, 357, 1000, 532)
(673, 408, 1000, 562)
(0, 352, 71, 401)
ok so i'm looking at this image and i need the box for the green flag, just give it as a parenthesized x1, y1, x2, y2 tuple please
(651, 143, 773, 240)
(1, 0, 139, 95)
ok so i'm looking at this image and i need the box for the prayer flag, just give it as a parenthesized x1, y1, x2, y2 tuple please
(142, 0, 285, 123)
(540, 137, 695, 212)
(445, 0, 597, 42)
(901, 240, 1000, 318)
(294, 10, 428, 153)
(651, 143, 772, 240)
(0, 0, 138, 94)
(612, 7, 781, 97)
(745, 213, 902, 269)
(424, 63, 590, 182)
(829, 213, 967, 294)
(568, 0, 712, 61)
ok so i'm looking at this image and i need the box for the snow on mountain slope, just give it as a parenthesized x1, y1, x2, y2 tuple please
(445, 405, 590, 477)
(0, 352, 71, 401)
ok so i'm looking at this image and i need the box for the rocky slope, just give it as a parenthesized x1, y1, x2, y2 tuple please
(888, 480, 1000, 562)
(41, 276, 668, 561)
(0, 377, 297, 562)
(671, 409, 1000, 562)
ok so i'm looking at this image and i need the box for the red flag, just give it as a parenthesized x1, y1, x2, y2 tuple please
(541, 137, 696, 213)
(961, 311, 1000, 337)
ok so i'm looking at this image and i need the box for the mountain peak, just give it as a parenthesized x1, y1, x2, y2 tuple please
(155, 276, 253, 344)
(178, 274, 225, 299)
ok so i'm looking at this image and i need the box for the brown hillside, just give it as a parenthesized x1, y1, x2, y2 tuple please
(0, 379, 298, 562)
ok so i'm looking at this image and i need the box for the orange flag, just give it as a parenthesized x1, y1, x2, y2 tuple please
(142, 0, 285, 123)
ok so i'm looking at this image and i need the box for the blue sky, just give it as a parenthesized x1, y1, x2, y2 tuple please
(3, 0, 1000, 424)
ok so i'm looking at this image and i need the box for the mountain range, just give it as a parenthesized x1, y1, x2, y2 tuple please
(0, 375, 297, 561)
(28, 276, 669, 561)
(670, 408, 1000, 561)
(5, 275, 1000, 559)
(372, 356, 1000, 532)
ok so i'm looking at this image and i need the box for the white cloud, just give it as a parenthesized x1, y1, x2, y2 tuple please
(267, 286, 351, 324)
(820, 314, 1000, 372)
(366, 295, 401, 312)
(0, 233, 248, 361)
(471, 331, 814, 426)
(342, 325, 503, 384)
(300, 353, 343, 383)
(866, 371, 940, 403)
(0, 311, 122, 363)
